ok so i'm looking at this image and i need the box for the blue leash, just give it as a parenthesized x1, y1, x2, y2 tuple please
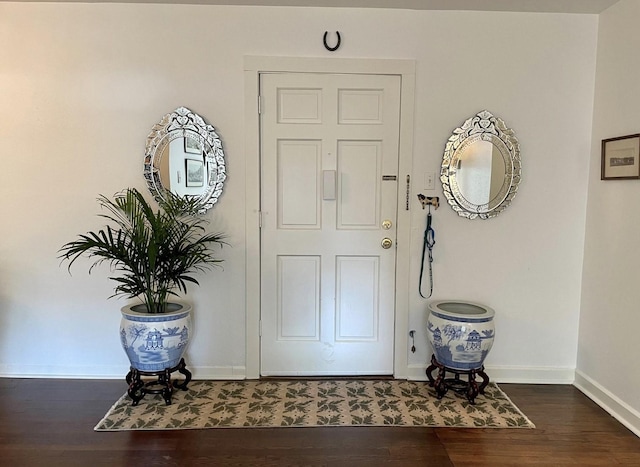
(419, 209, 436, 299)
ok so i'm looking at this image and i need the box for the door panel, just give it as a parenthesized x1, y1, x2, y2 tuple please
(338, 89, 384, 124)
(277, 140, 321, 228)
(336, 255, 379, 340)
(278, 255, 320, 340)
(260, 72, 401, 376)
(337, 140, 381, 228)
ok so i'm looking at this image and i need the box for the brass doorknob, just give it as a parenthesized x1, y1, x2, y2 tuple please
(381, 238, 393, 249)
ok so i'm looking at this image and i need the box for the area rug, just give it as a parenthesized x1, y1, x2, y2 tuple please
(94, 379, 535, 431)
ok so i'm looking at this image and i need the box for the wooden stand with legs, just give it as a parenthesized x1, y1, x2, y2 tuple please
(125, 358, 192, 406)
(426, 354, 489, 404)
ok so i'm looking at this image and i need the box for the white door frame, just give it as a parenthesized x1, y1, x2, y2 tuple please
(244, 55, 416, 379)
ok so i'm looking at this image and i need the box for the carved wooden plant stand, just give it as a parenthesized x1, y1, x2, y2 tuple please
(125, 358, 192, 406)
(426, 354, 490, 404)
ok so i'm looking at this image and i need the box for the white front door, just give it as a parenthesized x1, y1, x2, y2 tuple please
(260, 72, 402, 376)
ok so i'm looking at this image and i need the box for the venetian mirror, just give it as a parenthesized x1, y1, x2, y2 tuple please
(441, 110, 521, 219)
(144, 107, 226, 213)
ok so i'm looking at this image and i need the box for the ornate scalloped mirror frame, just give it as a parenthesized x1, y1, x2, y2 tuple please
(441, 110, 521, 219)
(144, 107, 226, 213)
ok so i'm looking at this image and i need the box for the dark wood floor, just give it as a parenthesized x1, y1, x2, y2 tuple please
(1, 378, 638, 466)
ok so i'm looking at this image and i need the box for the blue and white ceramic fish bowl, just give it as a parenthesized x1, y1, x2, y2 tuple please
(427, 300, 495, 370)
(120, 303, 192, 372)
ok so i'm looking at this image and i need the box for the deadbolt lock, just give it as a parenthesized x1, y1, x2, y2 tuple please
(381, 238, 393, 249)
(382, 220, 392, 230)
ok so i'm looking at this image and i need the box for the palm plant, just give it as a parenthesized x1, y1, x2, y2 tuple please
(59, 188, 226, 313)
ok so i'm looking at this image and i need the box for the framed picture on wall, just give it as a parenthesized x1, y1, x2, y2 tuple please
(184, 137, 203, 155)
(601, 134, 640, 180)
(185, 159, 205, 187)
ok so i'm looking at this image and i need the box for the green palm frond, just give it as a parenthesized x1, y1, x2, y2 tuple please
(59, 188, 226, 313)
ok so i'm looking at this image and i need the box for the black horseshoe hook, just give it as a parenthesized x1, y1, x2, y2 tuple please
(323, 31, 341, 52)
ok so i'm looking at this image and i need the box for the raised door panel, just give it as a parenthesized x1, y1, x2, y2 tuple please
(277, 140, 321, 229)
(335, 256, 379, 341)
(338, 89, 384, 124)
(337, 140, 381, 229)
(278, 88, 322, 124)
(277, 256, 320, 340)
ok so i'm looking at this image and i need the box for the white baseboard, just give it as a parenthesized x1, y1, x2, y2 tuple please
(0, 364, 128, 379)
(1, 362, 580, 387)
(405, 363, 575, 384)
(191, 366, 246, 380)
(574, 370, 640, 438)
(0, 364, 247, 380)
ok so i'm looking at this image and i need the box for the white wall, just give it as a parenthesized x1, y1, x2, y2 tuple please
(0, 3, 597, 382)
(577, 0, 640, 437)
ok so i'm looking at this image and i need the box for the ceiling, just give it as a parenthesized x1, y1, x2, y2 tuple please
(8, 0, 621, 14)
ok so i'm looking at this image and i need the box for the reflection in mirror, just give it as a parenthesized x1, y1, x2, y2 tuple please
(144, 107, 226, 213)
(441, 110, 520, 219)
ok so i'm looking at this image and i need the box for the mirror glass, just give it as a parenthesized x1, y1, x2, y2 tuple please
(144, 107, 226, 213)
(441, 110, 520, 219)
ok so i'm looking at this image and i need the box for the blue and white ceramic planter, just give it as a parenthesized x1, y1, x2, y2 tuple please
(427, 300, 495, 371)
(120, 303, 192, 372)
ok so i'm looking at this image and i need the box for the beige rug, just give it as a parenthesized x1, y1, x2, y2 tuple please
(95, 379, 535, 431)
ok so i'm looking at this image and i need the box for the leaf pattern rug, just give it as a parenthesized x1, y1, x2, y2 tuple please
(94, 380, 535, 431)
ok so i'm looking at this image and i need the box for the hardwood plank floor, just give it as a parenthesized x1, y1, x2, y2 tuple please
(0, 378, 638, 466)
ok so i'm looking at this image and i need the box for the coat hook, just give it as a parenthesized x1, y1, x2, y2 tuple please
(417, 194, 439, 210)
(323, 31, 341, 52)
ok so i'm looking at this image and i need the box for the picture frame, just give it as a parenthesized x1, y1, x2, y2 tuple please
(185, 159, 205, 187)
(601, 134, 640, 180)
(184, 137, 203, 155)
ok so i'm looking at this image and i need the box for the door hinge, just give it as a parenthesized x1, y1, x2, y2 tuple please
(258, 94, 263, 115)
(258, 211, 263, 228)
(259, 319, 263, 337)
